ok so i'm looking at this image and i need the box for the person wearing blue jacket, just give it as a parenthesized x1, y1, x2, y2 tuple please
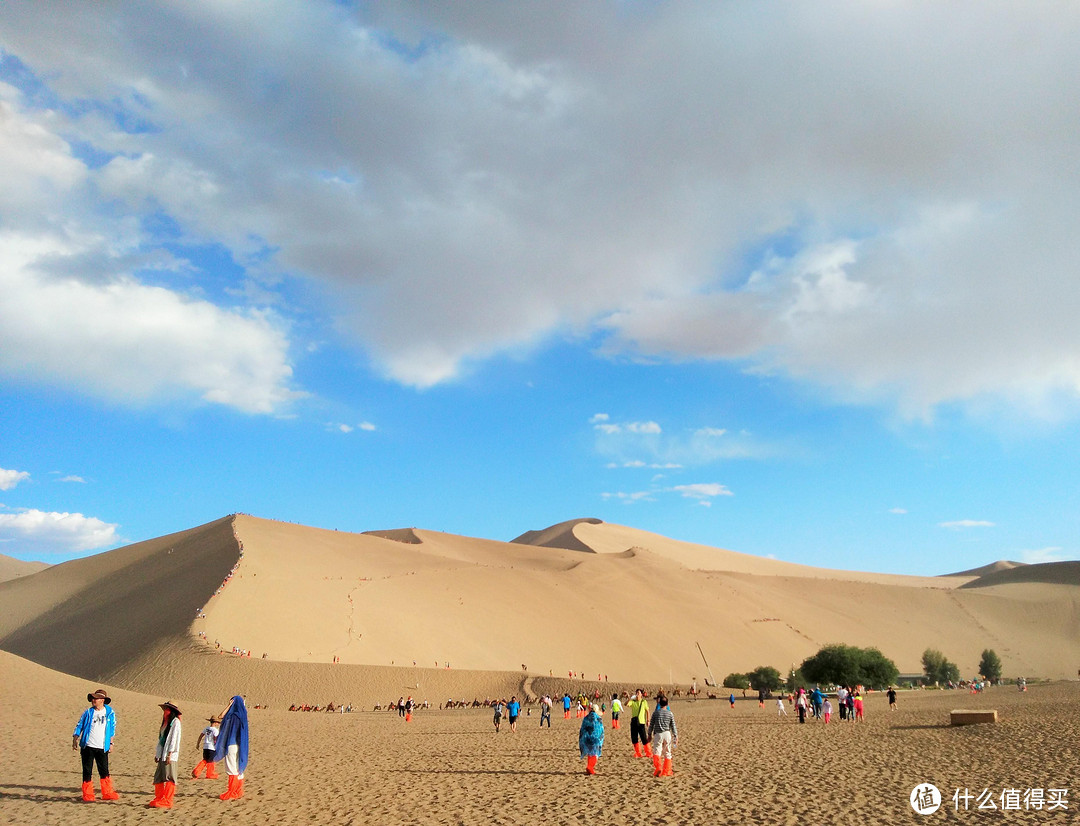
(72, 688, 120, 802)
(214, 695, 249, 800)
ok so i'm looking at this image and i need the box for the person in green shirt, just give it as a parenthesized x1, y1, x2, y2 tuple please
(627, 688, 652, 758)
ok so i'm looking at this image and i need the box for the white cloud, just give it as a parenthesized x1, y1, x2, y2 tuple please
(589, 413, 610, 424)
(0, 231, 302, 414)
(0, 4, 1078, 415)
(1019, 546, 1070, 564)
(59, 476, 86, 484)
(940, 520, 995, 529)
(672, 483, 733, 500)
(329, 421, 377, 434)
(0, 508, 119, 555)
(0, 468, 30, 491)
(889, 507, 908, 515)
(601, 490, 654, 503)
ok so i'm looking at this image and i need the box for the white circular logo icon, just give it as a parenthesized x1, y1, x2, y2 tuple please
(910, 783, 942, 815)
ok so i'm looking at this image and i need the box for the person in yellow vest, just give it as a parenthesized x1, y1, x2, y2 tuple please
(627, 688, 652, 758)
(610, 693, 622, 729)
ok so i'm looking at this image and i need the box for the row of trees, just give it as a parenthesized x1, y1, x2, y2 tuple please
(722, 646, 1004, 691)
(922, 648, 1002, 683)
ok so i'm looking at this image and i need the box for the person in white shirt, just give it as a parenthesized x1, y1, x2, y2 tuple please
(72, 688, 120, 802)
(192, 715, 221, 779)
(147, 701, 182, 809)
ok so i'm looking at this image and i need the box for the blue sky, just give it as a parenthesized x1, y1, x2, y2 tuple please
(1, 3, 1077, 574)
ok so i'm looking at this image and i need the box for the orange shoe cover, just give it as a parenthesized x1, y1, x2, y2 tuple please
(100, 776, 120, 800)
(662, 758, 673, 777)
(633, 743, 642, 758)
(585, 755, 597, 775)
(81, 780, 96, 802)
(652, 755, 662, 776)
(192, 760, 207, 779)
(146, 782, 166, 808)
(206, 762, 219, 779)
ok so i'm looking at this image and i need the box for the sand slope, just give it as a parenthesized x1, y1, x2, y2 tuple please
(0, 552, 48, 583)
(2, 514, 1078, 708)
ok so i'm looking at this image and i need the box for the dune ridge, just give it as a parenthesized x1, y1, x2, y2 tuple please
(0, 552, 48, 583)
(1, 514, 1078, 709)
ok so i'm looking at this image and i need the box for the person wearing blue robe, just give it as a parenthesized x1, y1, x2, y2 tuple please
(213, 695, 249, 800)
(578, 704, 605, 775)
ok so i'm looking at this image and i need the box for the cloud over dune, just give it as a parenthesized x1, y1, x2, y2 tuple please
(1, 3, 1078, 413)
(0, 508, 119, 555)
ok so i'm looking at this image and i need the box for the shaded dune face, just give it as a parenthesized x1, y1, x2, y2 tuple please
(1, 514, 1079, 705)
(0, 516, 239, 683)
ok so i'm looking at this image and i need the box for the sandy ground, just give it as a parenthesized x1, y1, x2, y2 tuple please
(2, 652, 1077, 825)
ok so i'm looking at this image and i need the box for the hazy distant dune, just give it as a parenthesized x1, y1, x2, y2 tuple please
(0, 553, 48, 583)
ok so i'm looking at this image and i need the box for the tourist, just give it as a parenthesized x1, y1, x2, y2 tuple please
(822, 697, 833, 724)
(887, 686, 897, 710)
(507, 696, 520, 731)
(492, 698, 505, 733)
(628, 689, 652, 758)
(578, 704, 605, 775)
(214, 695, 249, 800)
(147, 701, 182, 809)
(539, 694, 552, 727)
(72, 688, 120, 802)
(610, 693, 622, 729)
(648, 693, 678, 777)
(192, 715, 221, 779)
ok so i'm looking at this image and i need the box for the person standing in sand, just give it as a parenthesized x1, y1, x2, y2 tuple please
(647, 694, 678, 777)
(192, 715, 221, 779)
(578, 704, 605, 775)
(539, 694, 552, 727)
(562, 693, 572, 719)
(610, 693, 622, 729)
(492, 698, 505, 733)
(887, 686, 897, 711)
(72, 688, 120, 802)
(147, 701, 182, 809)
(507, 696, 521, 731)
(214, 695, 249, 800)
(776, 696, 786, 716)
(628, 689, 652, 758)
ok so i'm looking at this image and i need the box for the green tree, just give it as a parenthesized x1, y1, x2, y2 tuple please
(979, 649, 1002, 682)
(922, 648, 960, 684)
(800, 644, 899, 689)
(747, 665, 783, 692)
(722, 672, 749, 689)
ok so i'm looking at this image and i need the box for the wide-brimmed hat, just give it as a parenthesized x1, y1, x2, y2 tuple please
(158, 701, 182, 715)
(87, 688, 111, 705)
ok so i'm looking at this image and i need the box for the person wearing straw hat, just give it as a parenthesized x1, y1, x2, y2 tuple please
(147, 701, 182, 809)
(191, 715, 222, 779)
(72, 688, 120, 802)
(578, 703, 605, 775)
(214, 695, 249, 800)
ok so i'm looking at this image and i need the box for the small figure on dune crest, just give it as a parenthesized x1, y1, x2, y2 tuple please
(192, 715, 221, 779)
(214, 695, 249, 800)
(579, 704, 605, 775)
(72, 688, 120, 803)
(648, 694, 677, 777)
(147, 701, 182, 809)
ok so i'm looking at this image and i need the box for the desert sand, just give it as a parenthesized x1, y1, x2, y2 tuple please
(1, 650, 1076, 825)
(1, 514, 1077, 707)
(2, 514, 1079, 823)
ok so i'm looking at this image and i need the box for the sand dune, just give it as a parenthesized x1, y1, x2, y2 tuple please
(944, 559, 1025, 578)
(0, 552, 48, 583)
(1, 514, 1078, 710)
